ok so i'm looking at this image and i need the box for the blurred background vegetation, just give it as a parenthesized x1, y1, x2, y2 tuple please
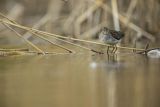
(0, 0, 159, 49)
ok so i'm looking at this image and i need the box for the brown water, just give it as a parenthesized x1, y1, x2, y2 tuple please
(0, 53, 160, 107)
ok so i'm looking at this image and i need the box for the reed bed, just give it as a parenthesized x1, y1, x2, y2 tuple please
(0, 0, 159, 55)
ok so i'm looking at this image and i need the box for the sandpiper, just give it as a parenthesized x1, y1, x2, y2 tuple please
(99, 27, 125, 53)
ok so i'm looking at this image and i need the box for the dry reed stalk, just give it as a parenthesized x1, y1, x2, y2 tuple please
(2, 23, 45, 55)
(81, 22, 107, 39)
(30, 31, 74, 53)
(63, 5, 82, 35)
(111, 0, 120, 30)
(33, 31, 103, 54)
(123, 0, 138, 44)
(23, 14, 51, 39)
(0, 10, 147, 52)
(0, 19, 145, 52)
(63, 0, 87, 35)
(75, 4, 99, 36)
(0, 3, 23, 34)
(24, 0, 63, 40)
(94, 1, 155, 42)
(45, 0, 62, 33)
(93, 7, 102, 26)
(0, 13, 75, 53)
(126, 0, 138, 23)
(24, 26, 103, 54)
(0, 13, 17, 24)
(0, 14, 103, 54)
(7, 3, 24, 21)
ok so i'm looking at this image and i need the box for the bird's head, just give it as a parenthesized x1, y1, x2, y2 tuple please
(101, 27, 110, 35)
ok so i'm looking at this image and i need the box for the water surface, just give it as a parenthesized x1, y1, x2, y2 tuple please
(0, 53, 160, 107)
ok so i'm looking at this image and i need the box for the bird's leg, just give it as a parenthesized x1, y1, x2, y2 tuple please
(111, 45, 117, 54)
(107, 46, 110, 54)
(111, 45, 115, 53)
(113, 45, 117, 54)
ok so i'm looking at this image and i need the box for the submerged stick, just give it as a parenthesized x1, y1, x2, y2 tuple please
(0, 48, 29, 51)
(0, 50, 71, 56)
(26, 51, 74, 55)
(0, 51, 26, 56)
(136, 48, 159, 54)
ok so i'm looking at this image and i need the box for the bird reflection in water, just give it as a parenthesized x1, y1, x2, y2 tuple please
(90, 53, 124, 72)
(89, 53, 123, 107)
